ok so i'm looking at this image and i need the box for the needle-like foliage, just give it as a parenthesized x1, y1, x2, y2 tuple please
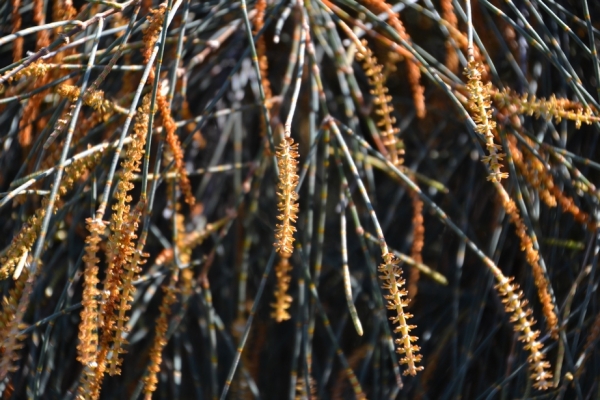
(1, 0, 599, 398)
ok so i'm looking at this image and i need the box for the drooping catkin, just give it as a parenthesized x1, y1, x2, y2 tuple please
(253, 0, 274, 140)
(362, 0, 426, 119)
(271, 256, 293, 322)
(0, 269, 29, 379)
(143, 271, 178, 398)
(0, 267, 33, 381)
(356, 40, 404, 166)
(143, 4, 167, 67)
(274, 137, 300, 256)
(156, 85, 195, 205)
(83, 96, 150, 396)
(0, 270, 28, 341)
(77, 218, 106, 368)
(99, 94, 150, 376)
(494, 182, 559, 339)
(378, 252, 423, 375)
(440, 0, 458, 73)
(253, 0, 272, 101)
(17, 72, 50, 147)
(143, 3, 195, 207)
(109, 202, 145, 375)
(495, 275, 553, 389)
(465, 60, 508, 182)
(0, 156, 97, 280)
(32, 0, 49, 49)
(17, 0, 50, 148)
(76, 217, 107, 400)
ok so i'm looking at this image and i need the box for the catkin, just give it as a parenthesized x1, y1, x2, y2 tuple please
(102, 94, 151, 376)
(408, 189, 424, 299)
(143, 271, 178, 397)
(379, 252, 423, 376)
(0, 156, 98, 280)
(274, 137, 300, 256)
(77, 218, 106, 368)
(440, 0, 458, 73)
(362, 0, 426, 118)
(271, 256, 293, 322)
(495, 276, 553, 389)
(0, 268, 33, 381)
(11, 0, 22, 62)
(465, 60, 508, 182)
(356, 41, 404, 166)
(494, 183, 559, 339)
(493, 88, 600, 128)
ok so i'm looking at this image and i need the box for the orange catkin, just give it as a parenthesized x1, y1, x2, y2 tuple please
(440, 0, 459, 73)
(11, 0, 22, 62)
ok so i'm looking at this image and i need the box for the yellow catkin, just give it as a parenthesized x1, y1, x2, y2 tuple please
(274, 137, 300, 256)
(271, 256, 293, 322)
(362, 0, 426, 119)
(356, 40, 404, 166)
(494, 183, 559, 339)
(5, 60, 50, 85)
(465, 60, 508, 182)
(495, 275, 553, 389)
(493, 88, 600, 128)
(57, 84, 127, 119)
(378, 252, 423, 376)
(0, 156, 98, 279)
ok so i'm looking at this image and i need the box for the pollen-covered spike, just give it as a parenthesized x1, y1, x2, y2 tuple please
(378, 253, 423, 376)
(274, 137, 300, 257)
